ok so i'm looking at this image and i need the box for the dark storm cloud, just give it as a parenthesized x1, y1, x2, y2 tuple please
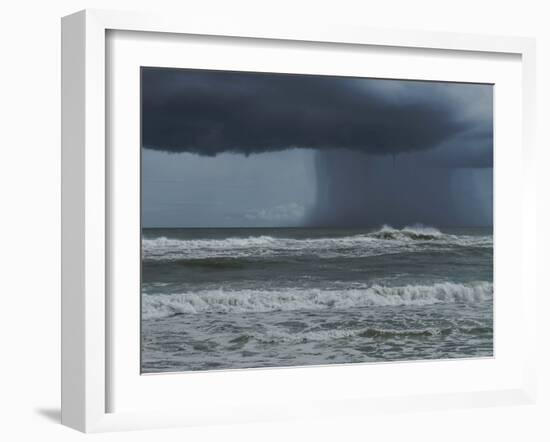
(141, 68, 491, 163)
(416, 124, 493, 168)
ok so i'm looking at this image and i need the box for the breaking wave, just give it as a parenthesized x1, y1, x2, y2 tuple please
(369, 224, 443, 240)
(142, 281, 493, 319)
(142, 225, 492, 261)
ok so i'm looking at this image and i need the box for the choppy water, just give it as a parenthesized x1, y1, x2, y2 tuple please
(141, 225, 493, 373)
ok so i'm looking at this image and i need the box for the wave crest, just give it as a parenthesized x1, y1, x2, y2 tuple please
(368, 224, 443, 241)
(142, 226, 492, 261)
(142, 281, 493, 319)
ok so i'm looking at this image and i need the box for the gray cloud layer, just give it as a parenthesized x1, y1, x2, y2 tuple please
(141, 68, 492, 167)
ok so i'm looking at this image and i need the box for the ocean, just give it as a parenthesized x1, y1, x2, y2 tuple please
(141, 225, 493, 373)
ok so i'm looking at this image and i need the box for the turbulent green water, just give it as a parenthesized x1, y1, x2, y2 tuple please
(141, 225, 493, 373)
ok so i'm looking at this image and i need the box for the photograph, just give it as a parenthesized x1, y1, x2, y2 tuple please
(140, 67, 494, 373)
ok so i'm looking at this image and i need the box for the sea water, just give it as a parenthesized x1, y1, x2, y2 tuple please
(141, 225, 493, 372)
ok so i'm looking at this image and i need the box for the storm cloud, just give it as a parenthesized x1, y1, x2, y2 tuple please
(142, 68, 492, 165)
(141, 68, 493, 227)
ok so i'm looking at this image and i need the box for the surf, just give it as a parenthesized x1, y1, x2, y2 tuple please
(142, 281, 493, 319)
(142, 226, 492, 261)
(368, 224, 444, 240)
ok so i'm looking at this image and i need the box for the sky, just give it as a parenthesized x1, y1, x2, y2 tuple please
(141, 68, 493, 228)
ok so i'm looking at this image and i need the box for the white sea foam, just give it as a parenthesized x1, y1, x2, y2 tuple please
(142, 225, 492, 261)
(371, 224, 444, 240)
(142, 281, 493, 319)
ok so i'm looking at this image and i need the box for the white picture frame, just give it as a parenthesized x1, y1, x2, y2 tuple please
(61, 9, 537, 433)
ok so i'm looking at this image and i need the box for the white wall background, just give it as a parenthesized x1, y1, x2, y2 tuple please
(0, 1, 548, 440)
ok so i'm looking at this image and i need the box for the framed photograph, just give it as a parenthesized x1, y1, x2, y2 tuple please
(61, 9, 538, 432)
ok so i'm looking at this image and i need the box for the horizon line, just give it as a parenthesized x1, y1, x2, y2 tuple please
(141, 225, 494, 229)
